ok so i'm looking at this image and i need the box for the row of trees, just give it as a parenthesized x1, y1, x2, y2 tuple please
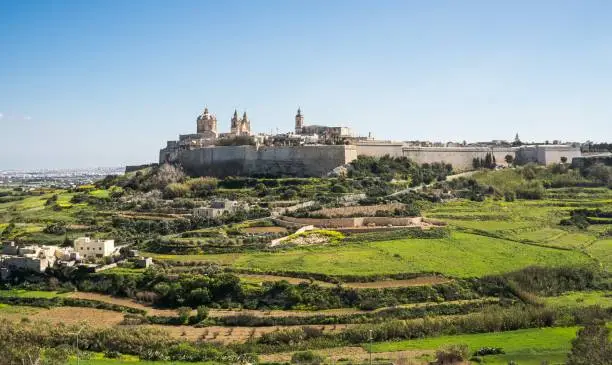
(349, 155, 452, 185)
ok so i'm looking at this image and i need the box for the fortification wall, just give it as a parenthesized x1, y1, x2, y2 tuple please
(173, 145, 356, 177)
(538, 146, 581, 165)
(401, 147, 515, 170)
(355, 143, 404, 157)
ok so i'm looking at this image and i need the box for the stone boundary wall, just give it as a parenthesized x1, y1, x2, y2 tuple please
(274, 201, 316, 215)
(279, 215, 423, 228)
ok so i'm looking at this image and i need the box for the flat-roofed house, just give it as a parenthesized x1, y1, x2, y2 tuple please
(74, 237, 115, 259)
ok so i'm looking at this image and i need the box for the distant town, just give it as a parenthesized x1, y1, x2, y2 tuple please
(0, 167, 125, 188)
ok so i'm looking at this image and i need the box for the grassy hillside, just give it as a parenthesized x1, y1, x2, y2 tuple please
(370, 326, 580, 365)
(150, 231, 593, 278)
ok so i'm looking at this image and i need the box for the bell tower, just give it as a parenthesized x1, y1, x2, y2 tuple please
(295, 107, 304, 134)
(230, 109, 239, 134)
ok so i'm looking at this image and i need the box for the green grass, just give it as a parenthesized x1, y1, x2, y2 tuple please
(544, 291, 612, 308)
(0, 303, 41, 315)
(89, 189, 110, 198)
(589, 239, 612, 271)
(68, 353, 219, 365)
(154, 232, 593, 278)
(0, 289, 65, 298)
(369, 326, 580, 365)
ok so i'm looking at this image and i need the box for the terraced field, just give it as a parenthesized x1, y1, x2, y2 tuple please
(369, 326, 581, 365)
(148, 231, 593, 278)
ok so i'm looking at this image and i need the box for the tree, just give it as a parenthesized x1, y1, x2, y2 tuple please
(505, 154, 514, 165)
(566, 324, 612, 365)
(484, 153, 492, 169)
(585, 163, 612, 185)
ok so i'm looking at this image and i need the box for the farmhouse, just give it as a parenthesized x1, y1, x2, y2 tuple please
(0, 241, 58, 275)
(193, 199, 246, 218)
(74, 237, 115, 259)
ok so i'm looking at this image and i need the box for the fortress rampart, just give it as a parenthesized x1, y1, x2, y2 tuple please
(163, 145, 358, 177)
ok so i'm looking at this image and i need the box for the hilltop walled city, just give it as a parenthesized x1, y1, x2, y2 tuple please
(159, 106, 584, 177)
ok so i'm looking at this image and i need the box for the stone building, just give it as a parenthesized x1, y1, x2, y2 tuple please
(193, 199, 246, 218)
(230, 110, 251, 136)
(0, 242, 58, 274)
(196, 108, 217, 139)
(74, 237, 115, 259)
(295, 108, 304, 134)
(293, 108, 354, 144)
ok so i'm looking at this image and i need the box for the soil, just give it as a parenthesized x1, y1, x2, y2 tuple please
(343, 276, 451, 288)
(260, 346, 434, 363)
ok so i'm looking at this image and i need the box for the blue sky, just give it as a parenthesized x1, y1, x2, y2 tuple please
(1, 0, 611, 169)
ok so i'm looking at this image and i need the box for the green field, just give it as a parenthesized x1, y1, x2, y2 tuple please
(589, 239, 612, 271)
(369, 326, 580, 365)
(0, 289, 65, 298)
(544, 290, 612, 308)
(68, 353, 218, 365)
(150, 232, 594, 278)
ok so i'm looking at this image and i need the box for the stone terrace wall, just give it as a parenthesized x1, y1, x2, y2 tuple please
(279, 215, 422, 228)
(317, 203, 405, 217)
(176, 145, 357, 177)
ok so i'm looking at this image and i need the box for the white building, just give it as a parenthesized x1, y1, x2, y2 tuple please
(0, 242, 58, 274)
(74, 237, 115, 259)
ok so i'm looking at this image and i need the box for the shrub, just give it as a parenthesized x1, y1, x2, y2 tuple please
(195, 305, 209, 321)
(291, 351, 325, 365)
(163, 183, 190, 199)
(188, 177, 218, 198)
(435, 344, 469, 364)
(104, 350, 121, 359)
(566, 323, 612, 365)
(473, 347, 505, 356)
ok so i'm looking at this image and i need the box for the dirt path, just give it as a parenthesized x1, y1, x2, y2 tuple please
(342, 276, 451, 288)
(260, 346, 434, 363)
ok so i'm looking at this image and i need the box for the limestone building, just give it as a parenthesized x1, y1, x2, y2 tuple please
(293, 108, 354, 144)
(196, 108, 217, 139)
(229, 110, 252, 136)
(295, 108, 304, 134)
(74, 237, 115, 259)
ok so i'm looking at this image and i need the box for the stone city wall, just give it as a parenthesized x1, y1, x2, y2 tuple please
(401, 147, 515, 171)
(168, 145, 357, 177)
(355, 142, 404, 158)
(355, 143, 516, 170)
